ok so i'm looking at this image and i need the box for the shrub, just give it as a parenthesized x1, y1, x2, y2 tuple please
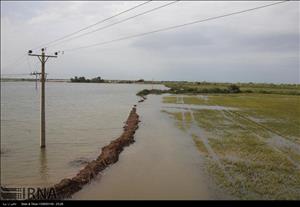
(228, 84, 241, 93)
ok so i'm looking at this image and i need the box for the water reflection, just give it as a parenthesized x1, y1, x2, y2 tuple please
(39, 149, 49, 184)
(163, 104, 238, 111)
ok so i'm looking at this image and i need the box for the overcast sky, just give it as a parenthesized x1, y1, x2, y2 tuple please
(1, 1, 299, 83)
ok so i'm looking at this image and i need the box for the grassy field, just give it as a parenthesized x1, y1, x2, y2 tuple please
(137, 81, 300, 97)
(162, 93, 300, 199)
(164, 82, 300, 95)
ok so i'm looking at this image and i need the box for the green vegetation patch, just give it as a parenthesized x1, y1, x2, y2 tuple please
(182, 96, 207, 105)
(206, 94, 299, 140)
(193, 109, 228, 132)
(164, 82, 300, 96)
(161, 94, 300, 199)
(207, 154, 300, 199)
(222, 159, 300, 199)
(184, 112, 192, 129)
(161, 110, 185, 131)
(171, 93, 300, 141)
(191, 134, 209, 156)
(197, 107, 300, 199)
(162, 96, 177, 104)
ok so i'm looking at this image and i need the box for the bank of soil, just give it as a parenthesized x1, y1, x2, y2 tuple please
(29, 106, 140, 200)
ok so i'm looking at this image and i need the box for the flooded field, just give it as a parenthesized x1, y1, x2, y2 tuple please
(162, 94, 300, 199)
(73, 95, 228, 200)
(2, 81, 300, 200)
(0, 82, 165, 187)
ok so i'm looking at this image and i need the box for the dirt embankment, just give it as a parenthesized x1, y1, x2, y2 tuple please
(31, 106, 140, 200)
(138, 96, 147, 103)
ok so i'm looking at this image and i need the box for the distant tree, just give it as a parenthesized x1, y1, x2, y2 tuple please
(136, 79, 144, 83)
(70, 76, 79, 82)
(228, 84, 240, 93)
(78, 76, 86, 82)
(91, 76, 104, 83)
(71, 76, 91, 82)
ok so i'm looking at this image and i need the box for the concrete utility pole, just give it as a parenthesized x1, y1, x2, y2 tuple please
(28, 48, 58, 148)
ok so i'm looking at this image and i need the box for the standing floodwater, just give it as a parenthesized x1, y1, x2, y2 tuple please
(73, 95, 219, 199)
(0, 82, 164, 187)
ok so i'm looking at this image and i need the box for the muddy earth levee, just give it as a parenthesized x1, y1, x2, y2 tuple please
(28, 106, 140, 200)
(73, 95, 215, 200)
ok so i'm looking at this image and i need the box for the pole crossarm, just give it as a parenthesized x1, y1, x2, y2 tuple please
(29, 54, 57, 63)
(29, 54, 58, 58)
(44, 55, 58, 58)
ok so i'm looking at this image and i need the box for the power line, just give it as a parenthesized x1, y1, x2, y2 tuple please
(64, 0, 289, 52)
(3, 2, 152, 70)
(31, 1, 152, 50)
(1, 73, 31, 76)
(26, 55, 33, 72)
(48, 1, 179, 48)
(1, 54, 27, 70)
(26, 55, 41, 74)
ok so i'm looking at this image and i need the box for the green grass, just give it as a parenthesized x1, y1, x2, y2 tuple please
(222, 159, 300, 199)
(183, 96, 207, 105)
(163, 96, 177, 104)
(183, 112, 192, 129)
(161, 110, 185, 131)
(207, 158, 300, 200)
(191, 134, 209, 156)
(138, 82, 300, 99)
(164, 94, 300, 141)
(164, 82, 300, 95)
(161, 93, 300, 199)
(139, 82, 300, 104)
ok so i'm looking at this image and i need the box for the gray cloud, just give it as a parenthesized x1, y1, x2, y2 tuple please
(1, 1, 299, 83)
(131, 26, 299, 54)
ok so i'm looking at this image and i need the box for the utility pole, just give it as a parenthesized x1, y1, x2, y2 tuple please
(28, 48, 58, 148)
(152, 78, 154, 90)
(30, 71, 42, 90)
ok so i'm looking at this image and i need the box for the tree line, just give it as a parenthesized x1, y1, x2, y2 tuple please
(70, 76, 104, 83)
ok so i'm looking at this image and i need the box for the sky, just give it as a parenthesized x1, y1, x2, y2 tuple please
(1, 1, 299, 83)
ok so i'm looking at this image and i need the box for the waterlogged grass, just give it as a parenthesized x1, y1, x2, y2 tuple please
(182, 96, 207, 105)
(223, 159, 300, 199)
(161, 109, 193, 131)
(211, 94, 300, 141)
(161, 94, 300, 199)
(165, 94, 300, 141)
(163, 96, 207, 105)
(193, 109, 294, 167)
(208, 159, 300, 200)
(184, 112, 192, 129)
(161, 110, 185, 131)
(191, 134, 209, 156)
(163, 96, 177, 104)
(193, 109, 225, 131)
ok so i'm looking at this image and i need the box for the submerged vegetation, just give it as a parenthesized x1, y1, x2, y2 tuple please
(161, 93, 300, 199)
(166, 94, 300, 140)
